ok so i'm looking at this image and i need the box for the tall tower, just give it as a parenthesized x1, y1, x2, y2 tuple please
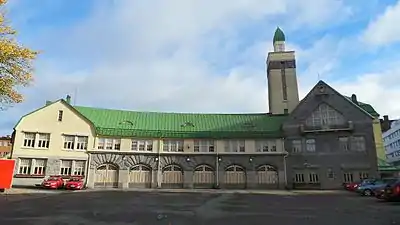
(267, 27, 299, 115)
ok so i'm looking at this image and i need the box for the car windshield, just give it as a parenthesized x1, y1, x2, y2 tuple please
(47, 177, 59, 181)
(69, 178, 81, 181)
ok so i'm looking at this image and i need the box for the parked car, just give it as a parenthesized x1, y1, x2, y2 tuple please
(41, 175, 64, 189)
(357, 178, 399, 196)
(344, 179, 376, 192)
(64, 176, 84, 190)
(383, 180, 400, 201)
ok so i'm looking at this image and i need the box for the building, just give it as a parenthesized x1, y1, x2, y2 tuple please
(0, 135, 12, 158)
(384, 120, 400, 165)
(11, 28, 381, 189)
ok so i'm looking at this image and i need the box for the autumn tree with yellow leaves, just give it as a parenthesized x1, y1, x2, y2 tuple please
(0, 0, 37, 109)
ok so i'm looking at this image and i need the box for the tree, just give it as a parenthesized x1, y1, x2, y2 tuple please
(0, 0, 37, 109)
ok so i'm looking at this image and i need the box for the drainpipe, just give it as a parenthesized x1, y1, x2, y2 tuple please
(157, 134, 162, 188)
(215, 148, 219, 188)
(282, 138, 289, 187)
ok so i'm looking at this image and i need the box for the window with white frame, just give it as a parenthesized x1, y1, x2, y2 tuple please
(351, 136, 366, 152)
(98, 138, 121, 150)
(74, 161, 86, 176)
(63, 135, 75, 150)
(18, 158, 31, 174)
(163, 140, 184, 152)
(132, 140, 153, 151)
(343, 172, 354, 183)
(292, 140, 302, 153)
(194, 140, 215, 152)
(37, 133, 50, 148)
(294, 173, 305, 183)
(23, 132, 36, 148)
(339, 137, 349, 151)
(308, 172, 319, 183)
(76, 136, 88, 150)
(33, 159, 46, 175)
(359, 172, 369, 180)
(60, 160, 72, 175)
(224, 140, 245, 152)
(255, 140, 277, 152)
(305, 103, 346, 127)
(305, 139, 316, 152)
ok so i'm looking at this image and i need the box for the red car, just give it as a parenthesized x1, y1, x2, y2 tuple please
(344, 182, 360, 191)
(41, 175, 64, 189)
(65, 176, 84, 190)
(383, 180, 400, 201)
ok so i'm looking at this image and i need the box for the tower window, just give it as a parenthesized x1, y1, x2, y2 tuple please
(284, 109, 289, 114)
(58, 110, 64, 122)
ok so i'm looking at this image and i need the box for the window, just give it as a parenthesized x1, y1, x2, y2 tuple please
(63, 135, 75, 150)
(131, 140, 153, 151)
(351, 136, 366, 152)
(359, 172, 369, 180)
(305, 103, 345, 127)
(309, 172, 319, 183)
(163, 140, 184, 152)
(343, 172, 354, 183)
(37, 133, 50, 148)
(292, 140, 302, 153)
(98, 138, 121, 150)
(255, 140, 277, 152)
(339, 137, 349, 151)
(60, 160, 72, 176)
(58, 110, 64, 122)
(327, 168, 335, 179)
(33, 159, 46, 175)
(305, 139, 316, 152)
(284, 108, 289, 114)
(74, 161, 85, 176)
(18, 158, 31, 174)
(294, 173, 305, 183)
(76, 136, 88, 150)
(224, 140, 245, 152)
(23, 132, 36, 148)
(194, 140, 215, 152)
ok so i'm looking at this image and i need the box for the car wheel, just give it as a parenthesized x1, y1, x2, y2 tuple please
(363, 189, 372, 196)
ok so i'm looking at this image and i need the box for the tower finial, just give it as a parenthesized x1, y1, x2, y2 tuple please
(273, 27, 285, 43)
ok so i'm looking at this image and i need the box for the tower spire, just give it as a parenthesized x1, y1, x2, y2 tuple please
(273, 27, 286, 52)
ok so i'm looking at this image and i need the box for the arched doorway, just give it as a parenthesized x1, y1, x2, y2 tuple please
(129, 164, 152, 188)
(94, 164, 119, 188)
(193, 165, 215, 189)
(256, 165, 279, 189)
(224, 165, 246, 189)
(162, 164, 183, 188)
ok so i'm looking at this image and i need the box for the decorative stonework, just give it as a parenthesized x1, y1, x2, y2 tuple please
(91, 153, 124, 169)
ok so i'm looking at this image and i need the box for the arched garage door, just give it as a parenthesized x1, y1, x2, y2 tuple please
(162, 165, 183, 189)
(94, 164, 119, 188)
(256, 165, 279, 189)
(224, 165, 246, 189)
(193, 165, 215, 189)
(129, 164, 152, 188)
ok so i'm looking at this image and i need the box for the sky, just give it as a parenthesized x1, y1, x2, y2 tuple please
(1, 0, 400, 135)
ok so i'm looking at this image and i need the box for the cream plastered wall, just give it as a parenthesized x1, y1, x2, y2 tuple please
(91, 138, 285, 154)
(13, 100, 94, 159)
(267, 51, 300, 115)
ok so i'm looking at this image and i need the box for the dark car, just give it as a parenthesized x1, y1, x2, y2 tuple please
(383, 180, 400, 201)
(372, 178, 399, 198)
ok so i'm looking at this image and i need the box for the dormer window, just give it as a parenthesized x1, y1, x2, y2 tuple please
(58, 110, 64, 122)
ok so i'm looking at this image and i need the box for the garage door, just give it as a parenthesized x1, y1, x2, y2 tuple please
(162, 165, 183, 188)
(129, 164, 152, 188)
(256, 165, 278, 189)
(193, 165, 215, 189)
(224, 165, 246, 189)
(94, 164, 119, 188)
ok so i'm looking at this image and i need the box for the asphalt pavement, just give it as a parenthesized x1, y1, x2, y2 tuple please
(0, 189, 399, 225)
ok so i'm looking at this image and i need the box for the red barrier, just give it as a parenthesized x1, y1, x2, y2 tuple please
(0, 159, 15, 189)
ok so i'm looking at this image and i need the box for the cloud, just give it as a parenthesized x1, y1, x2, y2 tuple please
(362, 0, 400, 47)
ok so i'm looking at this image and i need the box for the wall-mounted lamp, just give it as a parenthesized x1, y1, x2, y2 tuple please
(154, 157, 159, 162)
(186, 157, 190, 162)
(303, 162, 311, 168)
(218, 157, 222, 162)
(249, 157, 253, 163)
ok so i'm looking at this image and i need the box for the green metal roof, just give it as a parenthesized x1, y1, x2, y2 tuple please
(378, 158, 400, 172)
(73, 106, 287, 138)
(343, 96, 379, 118)
(273, 27, 285, 43)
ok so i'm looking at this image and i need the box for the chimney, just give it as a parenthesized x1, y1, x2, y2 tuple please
(351, 94, 358, 104)
(45, 100, 52, 106)
(66, 95, 71, 104)
(384, 115, 389, 121)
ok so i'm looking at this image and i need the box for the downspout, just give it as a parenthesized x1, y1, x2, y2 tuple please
(157, 134, 162, 188)
(282, 138, 289, 187)
(215, 145, 219, 188)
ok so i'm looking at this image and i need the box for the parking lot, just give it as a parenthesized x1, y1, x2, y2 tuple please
(0, 189, 399, 225)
